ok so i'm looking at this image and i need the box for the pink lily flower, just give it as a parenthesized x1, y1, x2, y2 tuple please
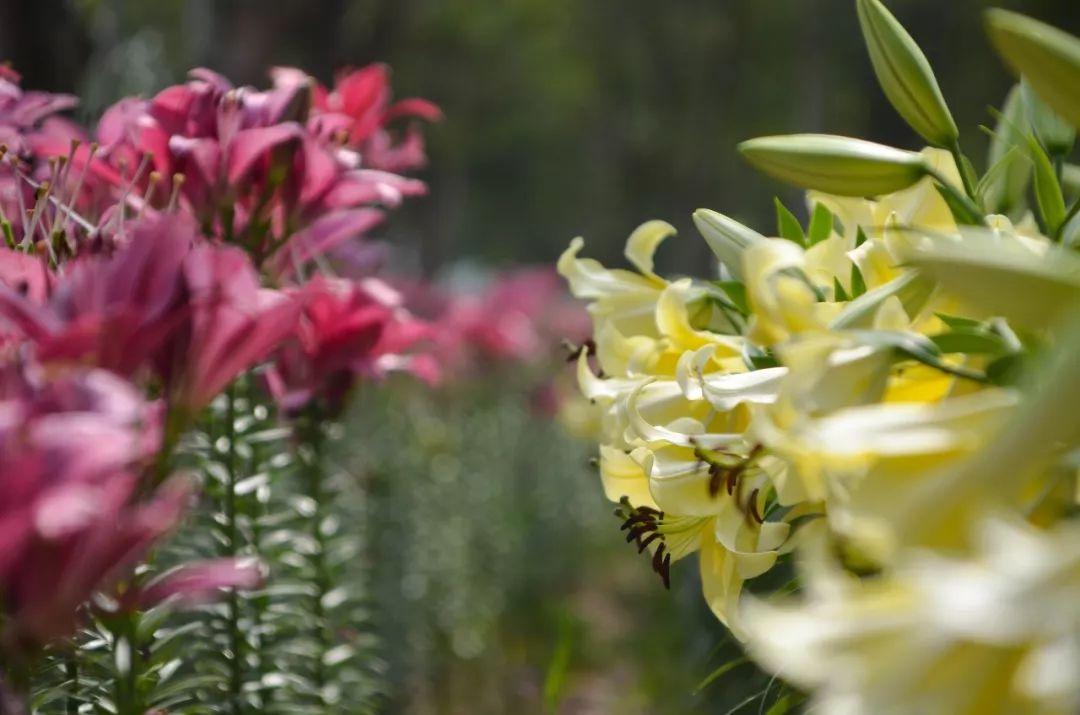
(133, 557, 266, 609)
(0, 365, 186, 657)
(0, 66, 81, 158)
(266, 275, 434, 413)
(167, 241, 299, 410)
(88, 68, 427, 269)
(413, 268, 591, 375)
(0, 215, 192, 377)
(0, 216, 298, 412)
(307, 63, 442, 173)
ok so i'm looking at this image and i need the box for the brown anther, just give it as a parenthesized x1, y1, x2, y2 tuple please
(637, 531, 662, 553)
(564, 338, 597, 363)
(747, 488, 764, 524)
(707, 463, 724, 498)
(726, 463, 744, 495)
(651, 542, 666, 574)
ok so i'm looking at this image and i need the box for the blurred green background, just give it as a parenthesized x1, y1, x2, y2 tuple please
(5, 1, 1079, 712)
(3, 0, 1078, 275)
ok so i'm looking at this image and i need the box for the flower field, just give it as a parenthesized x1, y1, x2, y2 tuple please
(0, 1, 1079, 713)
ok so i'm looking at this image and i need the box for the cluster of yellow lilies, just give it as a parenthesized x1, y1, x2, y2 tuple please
(559, 2, 1080, 712)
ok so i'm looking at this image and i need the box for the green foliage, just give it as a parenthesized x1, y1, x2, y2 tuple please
(806, 203, 833, 246)
(774, 198, 806, 246)
(30, 382, 385, 714)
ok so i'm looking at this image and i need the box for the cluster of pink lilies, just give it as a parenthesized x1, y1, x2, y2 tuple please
(0, 62, 583, 703)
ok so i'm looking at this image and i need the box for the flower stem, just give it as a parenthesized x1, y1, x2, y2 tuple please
(64, 654, 78, 715)
(300, 408, 330, 706)
(947, 138, 978, 202)
(223, 384, 244, 714)
(927, 167, 987, 227)
(111, 611, 144, 715)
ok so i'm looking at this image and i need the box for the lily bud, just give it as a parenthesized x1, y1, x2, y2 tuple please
(692, 209, 763, 280)
(856, 0, 958, 146)
(985, 9, 1080, 129)
(738, 134, 928, 197)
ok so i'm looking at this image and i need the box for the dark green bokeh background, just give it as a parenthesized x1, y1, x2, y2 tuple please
(4, 0, 1079, 275)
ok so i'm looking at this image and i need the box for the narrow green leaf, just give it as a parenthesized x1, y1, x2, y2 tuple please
(850, 262, 867, 298)
(958, 153, 980, 200)
(714, 280, 750, 316)
(934, 182, 986, 226)
(807, 203, 834, 245)
(832, 272, 936, 330)
(935, 312, 984, 330)
(976, 145, 1022, 207)
(1026, 134, 1067, 234)
(930, 331, 1010, 355)
(833, 276, 851, 302)
(774, 198, 806, 246)
(984, 85, 1033, 214)
(765, 692, 807, 715)
(850, 330, 990, 383)
(694, 656, 750, 695)
(855, 226, 869, 247)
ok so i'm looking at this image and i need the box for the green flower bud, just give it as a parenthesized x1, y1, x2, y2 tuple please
(986, 9, 1080, 130)
(692, 209, 763, 280)
(738, 134, 928, 197)
(857, 0, 958, 146)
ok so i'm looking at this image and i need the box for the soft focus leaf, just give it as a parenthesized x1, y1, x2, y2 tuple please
(986, 9, 1080, 129)
(831, 271, 936, 329)
(807, 203, 834, 246)
(934, 182, 986, 226)
(930, 330, 1010, 355)
(1020, 79, 1076, 156)
(774, 198, 806, 246)
(983, 85, 1033, 214)
(896, 228, 1080, 327)
(1026, 134, 1067, 235)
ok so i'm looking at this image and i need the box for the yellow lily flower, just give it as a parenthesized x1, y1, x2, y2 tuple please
(742, 517, 1080, 715)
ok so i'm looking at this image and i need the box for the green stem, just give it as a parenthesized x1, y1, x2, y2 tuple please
(223, 385, 244, 714)
(1056, 196, 1080, 243)
(150, 398, 193, 492)
(947, 138, 978, 202)
(64, 654, 78, 715)
(928, 167, 988, 227)
(111, 611, 144, 715)
(300, 409, 331, 705)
